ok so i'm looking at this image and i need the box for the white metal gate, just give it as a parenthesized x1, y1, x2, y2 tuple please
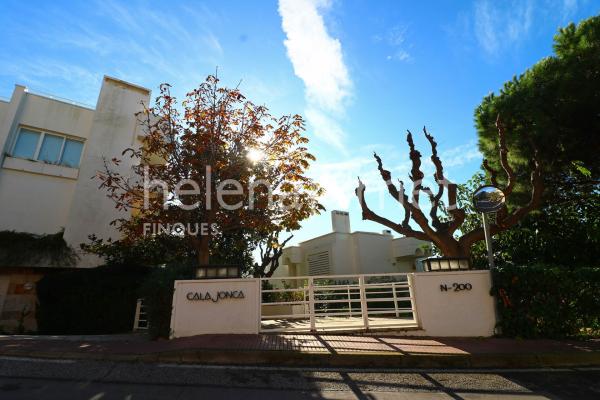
(260, 273, 419, 333)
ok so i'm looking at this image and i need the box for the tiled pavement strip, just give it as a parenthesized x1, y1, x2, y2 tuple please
(0, 334, 598, 358)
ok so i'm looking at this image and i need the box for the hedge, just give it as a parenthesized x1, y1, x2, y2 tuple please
(36, 265, 149, 334)
(138, 262, 197, 339)
(491, 265, 600, 338)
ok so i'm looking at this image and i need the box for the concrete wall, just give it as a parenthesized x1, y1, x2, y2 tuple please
(0, 169, 76, 234)
(170, 279, 261, 337)
(411, 270, 496, 337)
(278, 226, 430, 278)
(0, 77, 150, 268)
(63, 77, 150, 266)
(170, 271, 497, 338)
(18, 94, 94, 140)
(352, 232, 395, 274)
(330, 233, 358, 275)
(0, 268, 45, 333)
(0, 100, 9, 128)
(0, 86, 91, 237)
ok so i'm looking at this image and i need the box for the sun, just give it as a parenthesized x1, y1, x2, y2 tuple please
(246, 148, 264, 163)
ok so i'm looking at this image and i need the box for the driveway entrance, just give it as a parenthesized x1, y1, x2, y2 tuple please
(260, 273, 419, 333)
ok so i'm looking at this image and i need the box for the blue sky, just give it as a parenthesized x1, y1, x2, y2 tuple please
(1, 0, 598, 244)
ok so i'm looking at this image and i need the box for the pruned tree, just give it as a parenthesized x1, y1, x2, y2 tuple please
(355, 116, 543, 258)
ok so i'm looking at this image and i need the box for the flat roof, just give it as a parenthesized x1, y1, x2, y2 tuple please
(104, 75, 151, 94)
(27, 91, 95, 111)
(297, 230, 393, 245)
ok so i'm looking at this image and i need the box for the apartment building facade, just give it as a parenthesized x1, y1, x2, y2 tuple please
(0, 76, 150, 331)
(274, 210, 432, 280)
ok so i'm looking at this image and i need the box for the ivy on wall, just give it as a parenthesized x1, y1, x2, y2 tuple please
(0, 230, 78, 267)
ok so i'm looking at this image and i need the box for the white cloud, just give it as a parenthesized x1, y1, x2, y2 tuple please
(439, 141, 482, 168)
(306, 139, 480, 214)
(474, 1, 499, 55)
(308, 142, 414, 211)
(305, 108, 347, 154)
(0, 1, 224, 104)
(474, 0, 534, 56)
(278, 0, 352, 153)
(279, 0, 351, 112)
(387, 50, 411, 62)
(0, 59, 102, 105)
(562, 0, 579, 17)
(375, 24, 413, 63)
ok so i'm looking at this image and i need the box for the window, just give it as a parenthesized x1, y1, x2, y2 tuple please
(12, 129, 40, 159)
(11, 127, 84, 168)
(60, 140, 84, 168)
(38, 134, 63, 163)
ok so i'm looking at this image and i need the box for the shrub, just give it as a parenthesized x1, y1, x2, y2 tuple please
(261, 280, 305, 304)
(36, 265, 149, 334)
(138, 262, 196, 339)
(492, 265, 600, 338)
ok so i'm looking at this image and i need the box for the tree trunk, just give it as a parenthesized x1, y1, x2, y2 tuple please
(433, 237, 471, 259)
(196, 234, 210, 266)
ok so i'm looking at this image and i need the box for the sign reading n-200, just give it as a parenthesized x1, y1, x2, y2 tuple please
(440, 283, 472, 292)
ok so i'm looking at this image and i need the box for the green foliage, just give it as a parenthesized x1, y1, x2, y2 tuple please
(475, 16, 600, 205)
(138, 262, 197, 339)
(209, 231, 256, 275)
(83, 232, 254, 274)
(36, 265, 149, 334)
(492, 265, 600, 338)
(0, 230, 77, 267)
(261, 280, 305, 303)
(449, 173, 600, 268)
(81, 234, 195, 267)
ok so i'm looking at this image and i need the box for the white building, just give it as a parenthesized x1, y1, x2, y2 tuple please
(0, 76, 150, 330)
(274, 210, 431, 278)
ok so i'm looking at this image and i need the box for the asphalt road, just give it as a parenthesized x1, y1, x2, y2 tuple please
(0, 356, 598, 399)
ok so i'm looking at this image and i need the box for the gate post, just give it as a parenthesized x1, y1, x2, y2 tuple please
(308, 277, 316, 332)
(347, 286, 352, 316)
(392, 283, 399, 318)
(358, 275, 369, 330)
(407, 273, 419, 325)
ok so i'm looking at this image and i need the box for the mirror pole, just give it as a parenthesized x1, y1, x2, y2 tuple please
(481, 212, 495, 269)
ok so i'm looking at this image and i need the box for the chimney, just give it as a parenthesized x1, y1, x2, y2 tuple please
(331, 210, 350, 233)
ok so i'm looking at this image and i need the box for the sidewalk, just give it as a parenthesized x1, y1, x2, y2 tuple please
(0, 333, 598, 368)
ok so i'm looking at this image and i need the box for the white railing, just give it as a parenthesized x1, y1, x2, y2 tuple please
(260, 272, 419, 333)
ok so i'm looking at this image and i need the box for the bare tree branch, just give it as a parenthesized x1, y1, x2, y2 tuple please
(495, 115, 515, 195)
(355, 178, 429, 241)
(460, 140, 543, 249)
(254, 233, 294, 277)
(398, 179, 411, 227)
(446, 183, 466, 234)
(406, 130, 424, 204)
(482, 159, 499, 187)
(370, 149, 439, 238)
(423, 126, 445, 230)
(374, 152, 411, 227)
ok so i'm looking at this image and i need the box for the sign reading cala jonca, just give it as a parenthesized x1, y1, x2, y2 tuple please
(186, 290, 245, 303)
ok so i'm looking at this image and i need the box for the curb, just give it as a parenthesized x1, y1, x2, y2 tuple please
(1, 349, 599, 369)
